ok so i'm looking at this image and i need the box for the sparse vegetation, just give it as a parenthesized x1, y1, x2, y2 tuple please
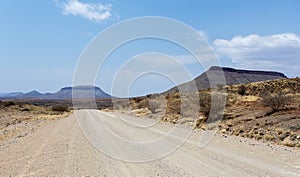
(136, 99, 149, 109)
(119, 78, 300, 148)
(261, 90, 292, 113)
(51, 105, 69, 112)
(198, 91, 226, 123)
(2, 101, 16, 107)
(113, 100, 130, 110)
(166, 93, 181, 115)
(282, 137, 295, 147)
(149, 96, 165, 113)
(237, 85, 247, 95)
(214, 84, 225, 92)
(0, 103, 70, 142)
(198, 92, 211, 118)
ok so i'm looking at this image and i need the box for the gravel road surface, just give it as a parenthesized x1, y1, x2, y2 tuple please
(0, 110, 299, 176)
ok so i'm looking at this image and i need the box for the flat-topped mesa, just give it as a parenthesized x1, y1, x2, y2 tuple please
(61, 85, 100, 90)
(208, 66, 287, 78)
(56, 85, 111, 99)
(164, 66, 288, 94)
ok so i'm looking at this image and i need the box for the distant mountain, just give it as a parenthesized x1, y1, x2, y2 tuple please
(0, 86, 111, 100)
(165, 66, 287, 93)
(0, 67, 288, 99)
(23, 90, 43, 98)
(2, 92, 24, 98)
(48, 85, 111, 100)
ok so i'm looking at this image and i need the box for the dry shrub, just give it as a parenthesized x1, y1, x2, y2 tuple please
(52, 105, 69, 112)
(129, 99, 138, 110)
(263, 134, 275, 141)
(226, 93, 239, 106)
(166, 98, 181, 115)
(261, 90, 292, 112)
(198, 92, 211, 118)
(180, 92, 200, 117)
(199, 91, 227, 123)
(149, 96, 165, 113)
(2, 101, 16, 107)
(282, 137, 295, 147)
(237, 85, 247, 95)
(113, 99, 130, 110)
(214, 84, 225, 92)
(137, 99, 149, 109)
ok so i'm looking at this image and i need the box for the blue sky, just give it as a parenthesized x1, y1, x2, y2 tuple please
(1, 0, 300, 96)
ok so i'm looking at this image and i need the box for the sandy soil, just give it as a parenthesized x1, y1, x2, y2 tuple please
(0, 110, 299, 176)
(0, 104, 70, 143)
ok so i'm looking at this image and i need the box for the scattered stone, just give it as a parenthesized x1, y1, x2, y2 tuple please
(220, 129, 227, 134)
(226, 121, 234, 127)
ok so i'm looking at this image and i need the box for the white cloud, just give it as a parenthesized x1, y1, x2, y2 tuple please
(214, 33, 300, 76)
(57, 0, 112, 22)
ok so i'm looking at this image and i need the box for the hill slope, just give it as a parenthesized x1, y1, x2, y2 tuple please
(129, 77, 300, 147)
(165, 66, 287, 93)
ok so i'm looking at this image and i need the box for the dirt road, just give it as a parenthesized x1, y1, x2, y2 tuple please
(0, 110, 299, 176)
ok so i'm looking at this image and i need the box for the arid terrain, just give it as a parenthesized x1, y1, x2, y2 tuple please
(2, 0, 300, 175)
(128, 78, 300, 147)
(0, 78, 299, 176)
(0, 101, 70, 144)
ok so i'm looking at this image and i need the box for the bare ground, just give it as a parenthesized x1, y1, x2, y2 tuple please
(0, 110, 299, 176)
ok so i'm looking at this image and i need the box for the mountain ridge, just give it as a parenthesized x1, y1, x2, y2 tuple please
(0, 67, 288, 99)
(0, 85, 111, 100)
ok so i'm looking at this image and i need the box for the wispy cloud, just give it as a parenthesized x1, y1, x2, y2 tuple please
(55, 0, 113, 22)
(214, 33, 300, 76)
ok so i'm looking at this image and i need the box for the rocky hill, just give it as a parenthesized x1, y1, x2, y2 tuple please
(128, 77, 300, 147)
(165, 66, 287, 93)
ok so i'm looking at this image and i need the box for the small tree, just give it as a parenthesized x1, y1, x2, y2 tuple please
(261, 91, 291, 112)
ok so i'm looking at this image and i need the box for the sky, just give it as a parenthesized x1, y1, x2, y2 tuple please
(0, 0, 300, 96)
